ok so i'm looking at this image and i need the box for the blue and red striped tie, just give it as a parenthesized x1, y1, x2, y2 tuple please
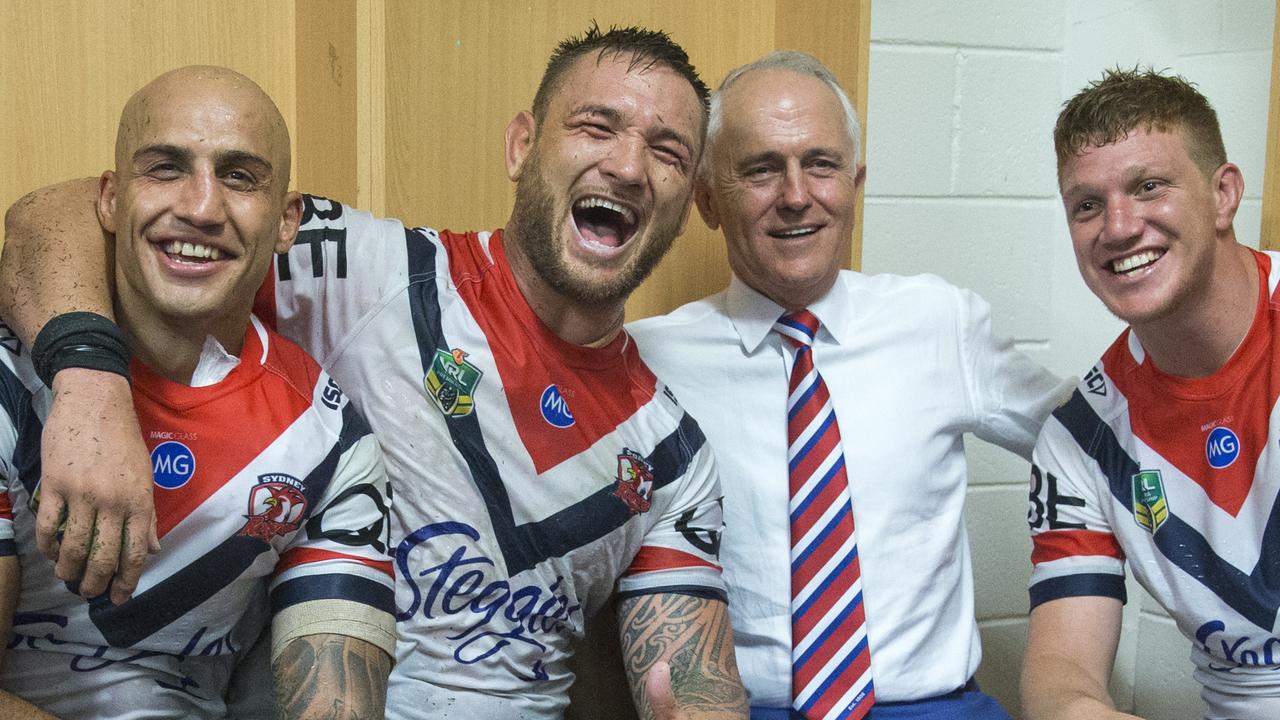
(775, 310, 874, 720)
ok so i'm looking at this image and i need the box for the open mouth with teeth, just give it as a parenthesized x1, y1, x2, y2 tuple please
(769, 226, 820, 239)
(573, 197, 637, 248)
(1111, 249, 1164, 275)
(160, 240, 227, 263)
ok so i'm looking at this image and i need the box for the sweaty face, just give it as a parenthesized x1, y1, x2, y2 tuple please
(1059, 127, 1226, 329)
(703, 69, 861, 311)
(506, 52, 703, 306)
(102, 73, 296, 343)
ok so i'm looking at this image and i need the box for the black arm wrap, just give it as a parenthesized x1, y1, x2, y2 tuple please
(31, 311, 131, 387)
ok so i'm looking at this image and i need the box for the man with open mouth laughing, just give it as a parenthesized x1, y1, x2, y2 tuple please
(0, 25, 746, 720)
(1023, 69, 1277, 720)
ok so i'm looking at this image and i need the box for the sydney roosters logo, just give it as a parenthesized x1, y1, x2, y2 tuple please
(613, 449, 654, 514)
(238, 473, 308, 542)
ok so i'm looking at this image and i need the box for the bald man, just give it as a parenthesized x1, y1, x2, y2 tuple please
(0, 67, 394, 719)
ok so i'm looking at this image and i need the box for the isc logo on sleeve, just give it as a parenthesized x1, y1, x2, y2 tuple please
(151, 441, 197, 489)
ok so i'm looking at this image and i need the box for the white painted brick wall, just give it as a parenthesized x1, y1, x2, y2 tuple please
(873, 0, 1064, 49)
(863, 1, 1275, 717)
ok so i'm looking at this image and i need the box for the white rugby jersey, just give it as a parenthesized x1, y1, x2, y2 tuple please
(1029, 250, 1280, 718)
(0, 316, 394, 719)
(253, 196, 728, 719)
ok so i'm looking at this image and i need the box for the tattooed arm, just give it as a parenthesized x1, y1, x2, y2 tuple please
(272, 634, 392, 720)
(617, 593, 748, 720)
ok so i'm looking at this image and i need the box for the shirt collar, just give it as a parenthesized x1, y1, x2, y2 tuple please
(725, 273, 853, 352)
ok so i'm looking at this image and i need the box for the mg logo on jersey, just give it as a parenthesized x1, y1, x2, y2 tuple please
(151, 441, 196, 490)
(239, 474, 308, 542)
(425, 348, 483, 418)
(613, 449, 654, 513)
(1131, 469, 1169, 534)
(1206, 426, 1240, 469)
(539, 384, 575, 428)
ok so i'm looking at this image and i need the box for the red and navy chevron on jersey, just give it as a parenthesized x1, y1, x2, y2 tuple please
(1029, 250, 1280, 717)
(0, 316, 393, 719)
(260, 195, 726, 719)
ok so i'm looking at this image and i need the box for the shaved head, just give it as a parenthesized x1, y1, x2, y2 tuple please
(101, 65, 302, 367)
(115, 65, 292, 195)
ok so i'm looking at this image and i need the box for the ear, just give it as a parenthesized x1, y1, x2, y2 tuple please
(274, 192, 303, 253)
(693, 176, 720, 231)
(95, 171, 118, 233)
(505, 111, 537, 181)
(1211, 162, 1244, 233)
(854, 163, 867, 189)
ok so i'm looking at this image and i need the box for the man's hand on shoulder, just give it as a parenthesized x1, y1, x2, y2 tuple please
(40, 368, 156, 604)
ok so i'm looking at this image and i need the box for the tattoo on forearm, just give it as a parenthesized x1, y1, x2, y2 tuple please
(619, 595, 747, 719)
(273, 635, 391, 720)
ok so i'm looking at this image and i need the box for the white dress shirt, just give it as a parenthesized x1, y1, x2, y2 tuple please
(627, 270, 1071, 706)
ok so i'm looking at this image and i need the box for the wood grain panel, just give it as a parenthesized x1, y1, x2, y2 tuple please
(381, 0, 776, 321)
(1263, 2, 1280, 251)
(296, 0, 359, 205)
(1, 0, 297, 220)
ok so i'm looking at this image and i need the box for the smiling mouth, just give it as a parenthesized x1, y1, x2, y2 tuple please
(1111, 250, 1163, 275)
(161, 240, 226, 263)
(769, 226, 820, 239)
(573, 197, 637, 248)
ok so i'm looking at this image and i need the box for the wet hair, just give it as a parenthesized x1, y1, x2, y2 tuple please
(702, 50, 861, 179)
(1055, 66, 1226, 177)
(531, 21, 709, 129)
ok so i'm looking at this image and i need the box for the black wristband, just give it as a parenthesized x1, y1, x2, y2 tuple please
(31, 311, 131, 387)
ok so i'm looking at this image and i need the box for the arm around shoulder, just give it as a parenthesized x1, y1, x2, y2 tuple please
(1021, 595, 1140, 720)
(2, 177, 153, 605)
(1, 177, 115, 339)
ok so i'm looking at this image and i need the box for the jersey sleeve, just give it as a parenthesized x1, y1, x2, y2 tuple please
(617, 412, 727, 603)
(1027, 394, 1128, 611)
(258, 194, 438, 366)
(959, 286, 1074, 459)
(269, 381, 396, 658)
(0, 334, 35, 558)
(0, 488, 12, 557)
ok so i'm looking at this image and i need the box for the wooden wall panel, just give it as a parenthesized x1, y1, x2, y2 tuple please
(381, 1, 776, 322)
(1263, 2, 1280, 251)
(0, 0, 297, 219)
(296, 0, 359, 205)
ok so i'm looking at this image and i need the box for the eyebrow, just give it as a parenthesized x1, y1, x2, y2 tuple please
(132, 144, 274, 174)
(1062, 164, 1154, 199)
(569, 103, 695, 156)
(736, 147, 847, 169)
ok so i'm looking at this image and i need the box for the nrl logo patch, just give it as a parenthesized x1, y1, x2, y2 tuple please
(425, 348, 483, 418)
(239, 473, 308, 542)
(614, 448, 655, 514)
(1131, 469, 1169, 534)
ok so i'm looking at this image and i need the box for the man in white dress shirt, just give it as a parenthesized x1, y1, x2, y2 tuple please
(629, 51, 1071, 719)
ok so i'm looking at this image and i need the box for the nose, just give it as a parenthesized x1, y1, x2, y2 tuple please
(778, 161, 812, 213)
(173, 167, 227, 227)
(599, 133, 646, 189)
(1101, 197, 1142, 246)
